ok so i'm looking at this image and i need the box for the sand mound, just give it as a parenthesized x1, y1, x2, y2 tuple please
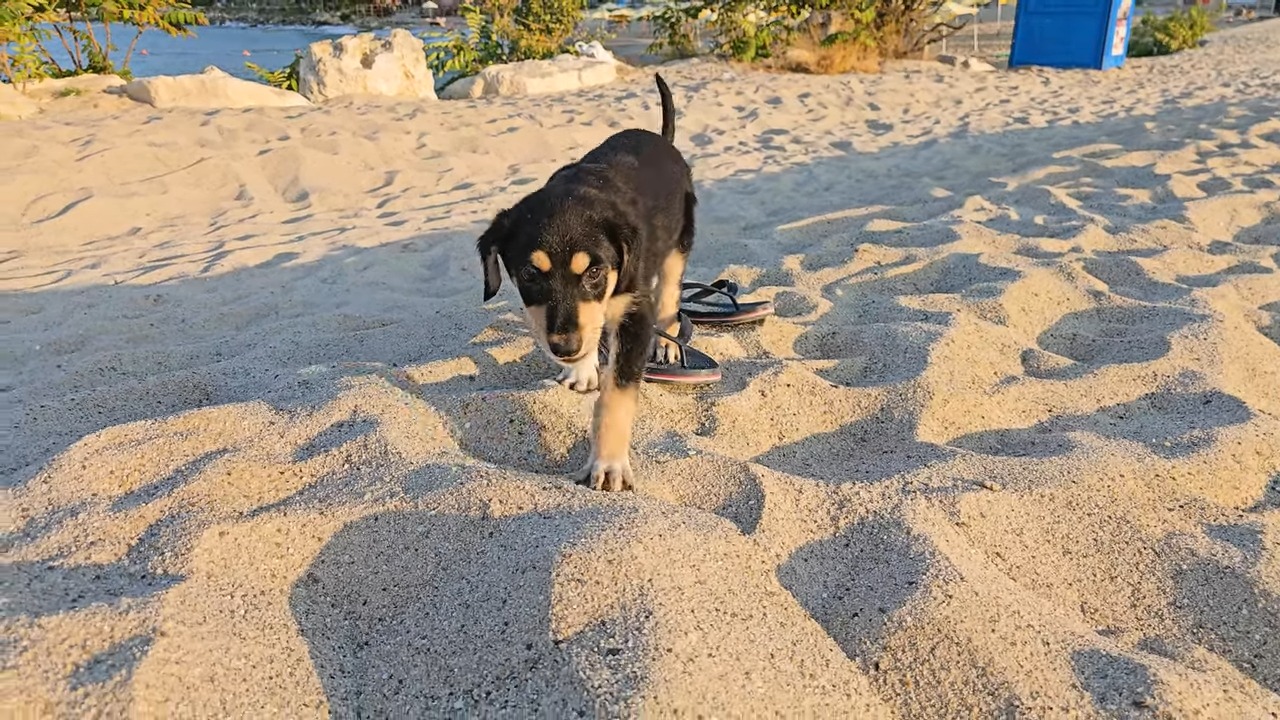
(3, 21, 1279, 718)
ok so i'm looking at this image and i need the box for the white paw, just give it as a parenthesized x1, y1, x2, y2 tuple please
(577, 454, 634, 492)
(555, 353, 600, 393)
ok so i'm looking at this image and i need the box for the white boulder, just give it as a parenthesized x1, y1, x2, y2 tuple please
(22, 73, 127, 101)
(298, 28, 436, 102)
(440, 54, 617, 99)
(936, 54, 997, 72)
(123, 66, 311, 108)
(573, 40, 617, 64)
(960, 57, 996, 72)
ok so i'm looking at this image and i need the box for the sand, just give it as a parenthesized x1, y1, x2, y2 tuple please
(3, 19, 1279, 719)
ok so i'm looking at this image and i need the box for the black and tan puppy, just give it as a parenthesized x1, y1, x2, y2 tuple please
(476, 72, 696, 492)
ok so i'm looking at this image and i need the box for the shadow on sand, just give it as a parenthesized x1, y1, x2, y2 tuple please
(5, 92, 1279, 713)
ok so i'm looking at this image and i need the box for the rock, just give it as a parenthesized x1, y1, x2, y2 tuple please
(0, 82, 41, 120)
(960, 57, 997, 72)
(21, 73, 126, 101)
(123, 66, 311, 108)
(573, 40, 617, 64)
(937, 54, 997, 72)
(440, 55, 617, 100)
(298, 28, 436, 102)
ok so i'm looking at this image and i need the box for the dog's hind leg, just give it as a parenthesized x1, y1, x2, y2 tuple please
(579, 300, 653, 491)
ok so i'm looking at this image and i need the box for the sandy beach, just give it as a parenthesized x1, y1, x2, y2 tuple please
(3, 18, 1279, 718)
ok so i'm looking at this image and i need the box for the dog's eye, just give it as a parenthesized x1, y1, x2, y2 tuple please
(582, 266, 605, 284)
(520, 266, 540, 282)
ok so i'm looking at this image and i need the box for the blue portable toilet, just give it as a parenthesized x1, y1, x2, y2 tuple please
(1008, 0, 1137, 70)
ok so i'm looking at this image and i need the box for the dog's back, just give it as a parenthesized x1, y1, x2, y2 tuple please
(547, 74, 691, 222)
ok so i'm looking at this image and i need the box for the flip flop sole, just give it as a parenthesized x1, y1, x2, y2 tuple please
(679, 279, 774, 325)
(681, 301, 774, 325)
(644, 344, 721, 385)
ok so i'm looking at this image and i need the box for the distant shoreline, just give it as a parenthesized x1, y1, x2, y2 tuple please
(201, 7, 457, 32)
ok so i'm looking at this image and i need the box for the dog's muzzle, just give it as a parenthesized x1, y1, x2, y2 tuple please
(546, 332, 584, 360)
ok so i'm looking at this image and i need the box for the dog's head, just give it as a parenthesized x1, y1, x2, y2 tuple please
(477, 201, 633, 363)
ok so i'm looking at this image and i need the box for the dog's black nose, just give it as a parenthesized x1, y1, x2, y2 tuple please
(546, 333, 582, 359)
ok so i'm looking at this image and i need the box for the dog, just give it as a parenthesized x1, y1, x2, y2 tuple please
(476, 72, 696, 492)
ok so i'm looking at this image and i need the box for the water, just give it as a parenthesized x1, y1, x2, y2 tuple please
(33, 23, 448, 81)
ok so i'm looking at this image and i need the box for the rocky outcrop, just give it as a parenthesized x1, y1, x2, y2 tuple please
(122, 66, 311, 108)
(440, 54, 617, 100)
(22, 73, 127, 101)
(298, 29, 436, 102)
(1, 73, 131, 120)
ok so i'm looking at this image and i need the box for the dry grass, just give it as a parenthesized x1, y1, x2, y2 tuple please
(764, 28, 882, 75)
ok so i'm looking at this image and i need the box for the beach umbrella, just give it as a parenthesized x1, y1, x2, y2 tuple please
(931, 0, 988, 53)
(932, 0, 984, 21)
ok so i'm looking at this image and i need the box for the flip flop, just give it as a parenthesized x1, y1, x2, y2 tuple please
(680, 279, 774, 325)
(643, 313, 721, 385)
(597, 313, 721, 386)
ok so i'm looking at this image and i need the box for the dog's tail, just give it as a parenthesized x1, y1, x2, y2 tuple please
(655, 72, 675, 143)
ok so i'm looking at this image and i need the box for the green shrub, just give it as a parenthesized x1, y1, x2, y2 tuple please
(245, 51, 300, 92)
(1, 0, 207, 85)
(646, 0, 976, 65)
(423, 0, 585, 89)
(646, 1, 703, 58)
(512, 0, 582, 58)
(1127, 7, 1214, 57)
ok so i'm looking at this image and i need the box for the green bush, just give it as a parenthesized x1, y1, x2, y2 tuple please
(512, 0, 582, 58)
(245, 51, 300, 92)
(1, 0, 207, 85)
(1127, 7, 1214, 57)
(423, 0, 585, 89)
(646, 0, 977, 65)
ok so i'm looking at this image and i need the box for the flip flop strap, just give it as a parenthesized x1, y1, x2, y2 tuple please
(604, 314, 695, 368)
(681, 279, 741, 310)
(652, 325, 692, 368)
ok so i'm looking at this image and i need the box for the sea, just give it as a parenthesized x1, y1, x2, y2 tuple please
(32, 22, 450, 82)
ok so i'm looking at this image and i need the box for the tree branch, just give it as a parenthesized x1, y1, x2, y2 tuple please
(122, 27, 143, 68)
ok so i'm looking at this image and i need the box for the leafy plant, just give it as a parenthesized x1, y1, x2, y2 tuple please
(645, 1, 703, 59)
(245, 51, 300, 91)
(423, 0, 585, 89)
(1, 0, 208, 85)
(424, 1, 509, 86)
(1127, 7, 1214, 57)
(512, 0, 581, 58)
(1, 0, 60, 86)
(646, 0, 975, 65)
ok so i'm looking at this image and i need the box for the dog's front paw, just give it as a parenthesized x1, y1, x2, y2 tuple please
(577, 454, 634, 492)
(556, 354, 600, 393)
(652, 334, 683, 365)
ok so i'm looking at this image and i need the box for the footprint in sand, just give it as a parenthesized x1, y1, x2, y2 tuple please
(1081, 256, 1189, 303)
(1031, 305, 1203, 379)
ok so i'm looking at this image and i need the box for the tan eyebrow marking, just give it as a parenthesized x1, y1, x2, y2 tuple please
(529, 250, 552, 272)
(569, 251, 591, 275)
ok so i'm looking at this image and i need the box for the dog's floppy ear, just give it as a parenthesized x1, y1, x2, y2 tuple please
(477, 208, 512, 301)
(603, 216, 637, 282)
